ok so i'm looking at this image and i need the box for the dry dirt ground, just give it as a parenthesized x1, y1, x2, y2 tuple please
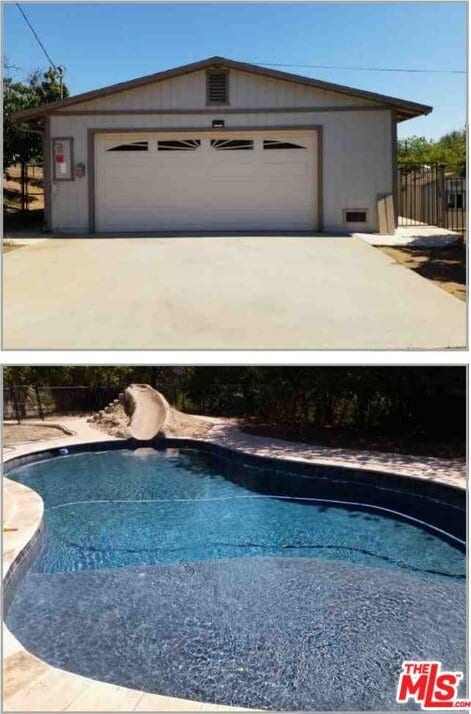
(4, 423, 70, 446)
(4, 164, 44, 212)
(3, 243, 22, 254)
(379, 243, 466, 302)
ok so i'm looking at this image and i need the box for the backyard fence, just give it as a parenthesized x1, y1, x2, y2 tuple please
(397, 161, 466, 232)
(3, 386, 122, 422)
(4, 162, 44, 215)
(445, 175, 467, 232)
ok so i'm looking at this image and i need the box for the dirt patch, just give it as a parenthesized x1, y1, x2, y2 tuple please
(3, 243, 22, 253)
(3, 423, 71, 446)
(164, 408, 215, 439)
(379, 242, 466, 301)
(242, 423, 465, 459)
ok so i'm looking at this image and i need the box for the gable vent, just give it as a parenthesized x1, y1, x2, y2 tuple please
(207, 70, 228, 104)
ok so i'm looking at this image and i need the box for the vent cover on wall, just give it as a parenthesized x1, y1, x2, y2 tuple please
(207, 71, 228, 104)
(344, 210, 367, 223)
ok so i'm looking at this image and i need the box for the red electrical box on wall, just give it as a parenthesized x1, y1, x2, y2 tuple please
(52, 138, 74, 181)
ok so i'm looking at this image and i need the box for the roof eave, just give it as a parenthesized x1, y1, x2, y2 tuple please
(11, 56, 227, 122)
(11, 56, 433, 122)
(396, 106, 433, 121)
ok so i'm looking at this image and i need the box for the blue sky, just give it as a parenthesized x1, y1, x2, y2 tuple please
(3, 1, 466, 139)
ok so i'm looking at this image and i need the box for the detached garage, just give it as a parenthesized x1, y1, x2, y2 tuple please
(13, 56, 431, 234)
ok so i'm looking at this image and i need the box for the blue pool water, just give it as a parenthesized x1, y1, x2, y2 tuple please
(5, 448, 466, 710)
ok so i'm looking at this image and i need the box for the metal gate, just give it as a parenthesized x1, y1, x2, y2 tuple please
(397, 162, 466, 232)
(445, 175, 466, 231)
(4, 162, 44, 214)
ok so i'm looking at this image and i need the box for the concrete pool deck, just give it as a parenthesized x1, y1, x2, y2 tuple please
(2, 418, 466, 711)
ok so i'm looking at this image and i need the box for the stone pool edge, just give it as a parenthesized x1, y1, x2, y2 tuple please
(2, 431, 466, 712)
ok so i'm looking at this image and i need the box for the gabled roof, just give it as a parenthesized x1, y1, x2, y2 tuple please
(12, 55, 432, 122)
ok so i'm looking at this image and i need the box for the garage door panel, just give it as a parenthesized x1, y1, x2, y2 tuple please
(99, 180, 313, 206)
(100, 216, 313, 232)
(95, 132, 317, 232)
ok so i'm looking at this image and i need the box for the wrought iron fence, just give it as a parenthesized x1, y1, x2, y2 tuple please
(4, 163, 44, 215)
(445, 175, 466, 232)
(397, 162, 466, 232)
(3, 386, 122, 422)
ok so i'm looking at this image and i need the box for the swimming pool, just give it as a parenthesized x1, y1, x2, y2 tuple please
(4, 442, 466, 710)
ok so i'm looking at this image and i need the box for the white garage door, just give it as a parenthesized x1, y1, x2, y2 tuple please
(95, 132, 317, 232)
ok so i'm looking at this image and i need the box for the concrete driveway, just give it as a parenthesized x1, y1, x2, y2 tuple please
(3, 236, 466, 349)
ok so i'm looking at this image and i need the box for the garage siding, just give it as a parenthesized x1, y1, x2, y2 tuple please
(58, 69, 379, 113)
(49, 109, 392, 233)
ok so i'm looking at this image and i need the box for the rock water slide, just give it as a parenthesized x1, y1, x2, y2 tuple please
(89, 384, 215, 440)
(121, 384, 170, 440)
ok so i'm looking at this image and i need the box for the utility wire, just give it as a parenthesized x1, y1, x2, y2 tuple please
(11, 8, 466, 77)
(255, 61, 466, 75)
(15, 2, 57, 69)
(16, 3, 64, 97)
(11, 9, 466, 77)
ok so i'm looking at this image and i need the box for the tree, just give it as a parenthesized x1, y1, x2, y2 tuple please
(3, 75, 39, 169)
(3, 366, 466, 447)
(435, 130, 466, 175)
(397, 136, 435, 164)
(3, 64, 69, 169)
(398, 129, 466, 175)
(28, 67, 68, 104)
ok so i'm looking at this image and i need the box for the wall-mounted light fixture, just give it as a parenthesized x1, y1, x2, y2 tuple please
(212, 119, 225, 128)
